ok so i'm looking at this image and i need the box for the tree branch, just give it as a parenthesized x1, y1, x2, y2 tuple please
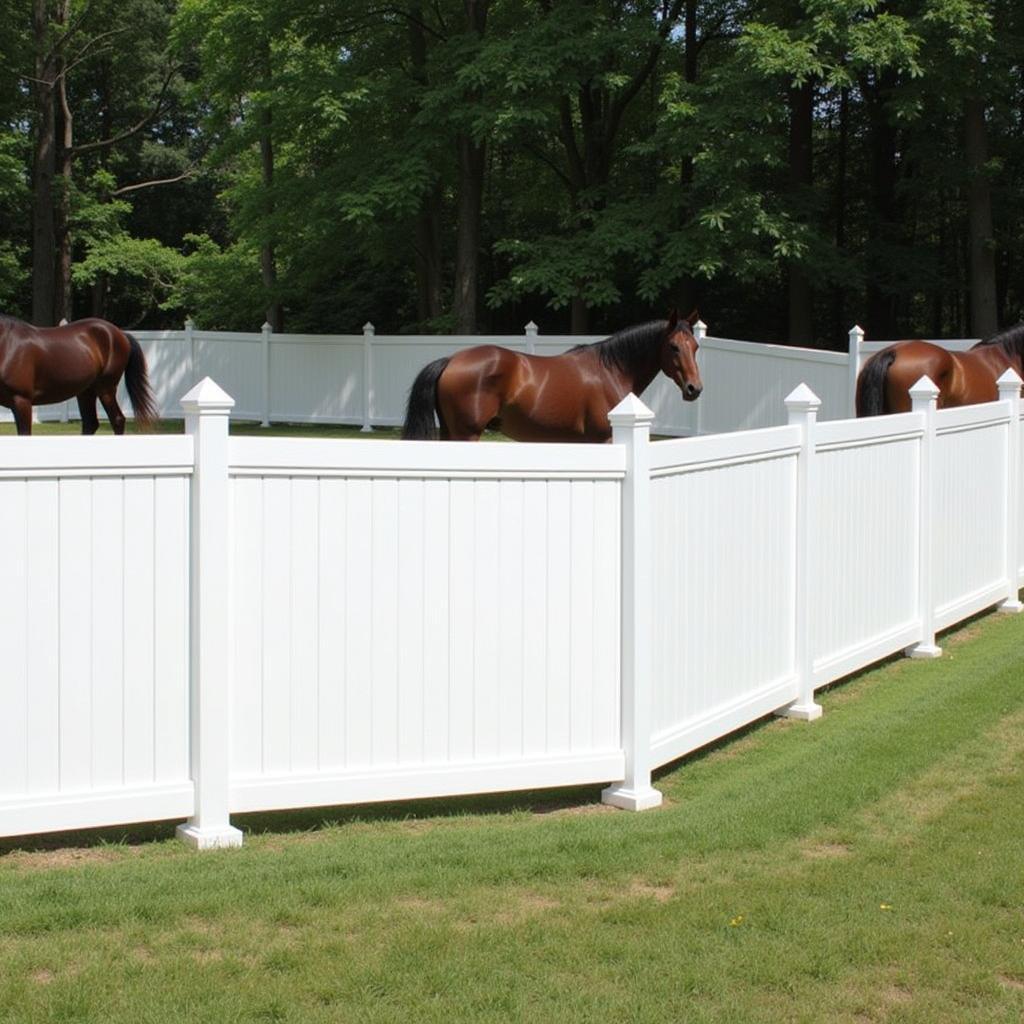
(112, 169, 197, 195)
(69, 65, 177, 158)
(606, 0, 686, 144)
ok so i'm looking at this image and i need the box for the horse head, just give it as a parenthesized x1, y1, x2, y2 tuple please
(661, 309, 702, 401)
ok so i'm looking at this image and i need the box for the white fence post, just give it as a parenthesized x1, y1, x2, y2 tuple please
(361, 322, 374, 432)
(176, 377, 243, 849)
(185, 317, 197, 385)
(907, 375, 942, 658)
(847, 325, 864, 416)
(779, 383, 823, 720)
(998, 368, 1023, 613)
(260, 321, 272, 428)
(525, 320, 538, 355)
(602, 393, 662, 811)
(693, 319, 707, 436)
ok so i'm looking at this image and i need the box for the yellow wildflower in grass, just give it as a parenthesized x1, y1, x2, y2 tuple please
(880, 903, 893, 911)
(729, 915, 744, 927)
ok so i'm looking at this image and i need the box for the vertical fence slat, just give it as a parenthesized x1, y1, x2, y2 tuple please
(998, 369, 1023, 613)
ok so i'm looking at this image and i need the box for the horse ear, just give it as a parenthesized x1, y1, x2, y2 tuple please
(686, 308, 699, 327)
(666, 308, 679, 330)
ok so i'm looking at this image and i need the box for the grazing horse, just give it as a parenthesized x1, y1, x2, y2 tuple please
(856, 323, 1024, 415)
(0, 315, 157, 435)
(402, 311, 703, 442)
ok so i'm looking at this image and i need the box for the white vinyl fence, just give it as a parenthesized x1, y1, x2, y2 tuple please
(20, 321, 977, 436)
(2, 370, 1021, 845)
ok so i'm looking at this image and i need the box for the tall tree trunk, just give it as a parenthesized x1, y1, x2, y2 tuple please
(453, 0, 489, 335)
(673, 0, 699, 316)
(454, 133, 485, 334)
(56, 8, 73, 325)
(964, 97, 998, 338)
(831, 86, 848, 343)
(787, 81, 814, 346)
(31, 0, 58, 325)
(259, 42, 283, 333)
(865, 73, 899, 340)
(408, 5, 444, 324)
(415, 186, 444, 323)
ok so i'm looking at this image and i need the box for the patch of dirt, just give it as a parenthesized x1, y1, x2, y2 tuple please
(30, 969, 54, 985)
(628, 879, 675, 903)
(997, 974, 1024, 992)
(801, 842, 852, 860)
(3, 844, 144, 872)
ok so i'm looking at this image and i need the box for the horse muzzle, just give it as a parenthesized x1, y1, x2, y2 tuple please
(682, 383, 702, 401)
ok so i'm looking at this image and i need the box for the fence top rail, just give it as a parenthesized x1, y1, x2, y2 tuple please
(649, 423, 800, 476)
(228, 435, 626, 480)
(935, 401, 1012, 435)
(814, 411, 925, 451)
(703, 335, 847, 365)
(0, 435, 193, 477)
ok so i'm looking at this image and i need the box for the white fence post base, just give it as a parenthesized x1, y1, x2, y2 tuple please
(178, 377, 243, 850)
(906, 375, 942, 659)
(176, 822, 243, 849)
(601, 393, 662, 812)
(777, 383, 822, 722)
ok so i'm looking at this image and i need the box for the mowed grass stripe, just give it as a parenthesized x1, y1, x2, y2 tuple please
(0, 611, 1022, 1023)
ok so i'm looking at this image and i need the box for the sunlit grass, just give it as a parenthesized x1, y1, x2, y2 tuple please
(1, 610, 1023, 1022)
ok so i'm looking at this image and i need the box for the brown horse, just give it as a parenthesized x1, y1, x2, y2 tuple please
(402, 312, 703, 442)
(856, 323, 1024, 415)
(0, 315, 157, 435)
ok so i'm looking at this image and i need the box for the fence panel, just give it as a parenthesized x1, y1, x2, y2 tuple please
(810, 416, 923, 682)
(269, 334, 363, 423)
(932, 405, 1009, 629)
(648, 427, 801, 767)
(226, 438, 625, 811)
(696, 338, 848, 433)
(0, 437, 194, 837)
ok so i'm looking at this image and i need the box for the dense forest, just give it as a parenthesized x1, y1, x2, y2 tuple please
(3, 0, 1022, 345)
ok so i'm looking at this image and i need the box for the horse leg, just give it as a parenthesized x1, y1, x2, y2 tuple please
(97, 389, 127, 435)
(11, 396, 33, 436)
(77, 390, 100, 434)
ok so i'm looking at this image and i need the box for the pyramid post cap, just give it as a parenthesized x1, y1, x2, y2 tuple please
(180, 376, 235, 411)
(996, 367, 1023, 389)
(785, 382, 821, 410)
(908, 375, 940, 398)
(608, 392, 655, 425)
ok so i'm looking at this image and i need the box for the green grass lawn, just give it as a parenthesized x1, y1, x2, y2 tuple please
(1, 610, 1023, 1023)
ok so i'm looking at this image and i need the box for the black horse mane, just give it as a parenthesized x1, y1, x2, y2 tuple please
(975, 321, 1024, 359)
(568, 320, 669, 374)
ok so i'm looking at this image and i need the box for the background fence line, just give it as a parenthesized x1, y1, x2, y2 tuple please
(7, 323, 980, 436)
(1, 370, 1021, 846)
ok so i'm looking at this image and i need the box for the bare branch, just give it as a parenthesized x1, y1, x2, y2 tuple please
(69, 65, 177, 158)
(112, 170, 197, 195)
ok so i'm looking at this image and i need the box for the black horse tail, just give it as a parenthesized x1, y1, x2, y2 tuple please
(402, 356, 450, 439)
(124, 332, 159, 430)
(855, 348, 897, 417)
